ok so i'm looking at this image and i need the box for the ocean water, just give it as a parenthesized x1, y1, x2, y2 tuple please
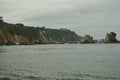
(0, 44, 120, 80)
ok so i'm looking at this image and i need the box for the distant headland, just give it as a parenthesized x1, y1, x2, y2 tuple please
(0, 17, 120, 45)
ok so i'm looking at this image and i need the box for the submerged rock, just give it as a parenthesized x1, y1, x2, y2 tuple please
(104, 32, 119, 43)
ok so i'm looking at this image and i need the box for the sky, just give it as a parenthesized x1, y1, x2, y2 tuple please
(0, 0, 120, 39)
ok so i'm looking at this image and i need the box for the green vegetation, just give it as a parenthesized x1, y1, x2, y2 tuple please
(4, 23, 41, 40)
(0, 17, 81, 45)
(44, 28, 80, 43)
(1, 17, 119, 45)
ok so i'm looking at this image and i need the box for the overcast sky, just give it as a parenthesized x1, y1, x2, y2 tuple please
(0, 0, 120, 39)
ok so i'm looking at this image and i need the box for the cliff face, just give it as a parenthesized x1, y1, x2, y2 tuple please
(2, 23, 51, 44)
(44, 28, 81, 43)
(0, 21, 15, 45)
(104, 32, 119, 43)
(0, 21, 81, 45)
(1, 20, 120, 45)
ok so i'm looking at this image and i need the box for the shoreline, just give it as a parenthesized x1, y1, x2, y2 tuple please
(0, 42, 120, 46)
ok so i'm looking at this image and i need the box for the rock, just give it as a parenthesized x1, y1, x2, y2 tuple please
(104, 32, 119, 43)
(13, 34, 30, 45)
(0, 41, 3, 45)
(5, 40, 15, 45)
(19, 42, 29, 45)
(80, 35, 94, 43)
(33, 40, 44, 44)
(98, 39, 104, 43)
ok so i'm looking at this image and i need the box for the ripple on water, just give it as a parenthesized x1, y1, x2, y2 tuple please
(0, 77, 21, 80)
(0, 74, 119, 80)
(0, 44, 120, 80)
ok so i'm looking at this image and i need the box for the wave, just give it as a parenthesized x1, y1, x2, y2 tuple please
(78, 74, 118, 79)
(0, 77, 20, 80)
(55, 72, 119, 80)
(70, 73, 119, 80)
(0, 77, 10, 80)
(26, 76, 84, 80)
(0, 73, 119, 80)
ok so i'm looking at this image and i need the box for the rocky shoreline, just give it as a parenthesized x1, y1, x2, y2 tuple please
(0, 32, 119, 46)
(0, 17, 120, 45)
(80, 32, 120, 44)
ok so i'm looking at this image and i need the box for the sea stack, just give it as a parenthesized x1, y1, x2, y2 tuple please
(80, 35, 94, 43)
(104, 32, 119, 43)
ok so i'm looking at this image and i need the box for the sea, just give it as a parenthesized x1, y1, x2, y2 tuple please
(0, 44, 120, 80)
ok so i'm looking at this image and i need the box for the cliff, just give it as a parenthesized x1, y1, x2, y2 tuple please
(0, 19, 15, 45)
(104, 32, 120, 43)
(44, 28, 81, 43)
(0, 19, 81, 45)
(1, 17, 119, 45)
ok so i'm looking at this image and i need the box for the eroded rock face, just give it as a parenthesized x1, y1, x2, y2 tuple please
(104, 32, 119, 43)
(80, 35, 94, 43)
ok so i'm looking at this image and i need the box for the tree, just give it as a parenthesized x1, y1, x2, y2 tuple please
(40, 26, 46, 30)
(0, 16, 3, 22)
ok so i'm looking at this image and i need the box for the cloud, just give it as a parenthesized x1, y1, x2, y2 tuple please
(0, 0, 120, 39)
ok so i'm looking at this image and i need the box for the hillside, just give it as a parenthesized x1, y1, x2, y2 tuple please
(0, 18, 15, 45)
(0, 18, 81, 45)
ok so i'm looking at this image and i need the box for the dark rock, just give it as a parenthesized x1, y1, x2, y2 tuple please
(19, 42, 33, 45)
(80, 35, 94, 43)
(104, 32, 119, 43)
(34, 40, 45, 44)
(0, 40, 3, 45)
(98, 39, 104, 43)
(5, 40, 15, 45)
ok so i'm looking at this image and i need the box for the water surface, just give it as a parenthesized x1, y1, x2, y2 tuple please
(0, 44, 120, 80)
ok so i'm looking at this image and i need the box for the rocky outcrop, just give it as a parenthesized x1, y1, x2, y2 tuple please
(104, 32, 119, 43)
(0, 18, 81, 45)
(1, 17, 120, 45)
(97, 39, 104, 43)
(80, 35, 94, 43)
